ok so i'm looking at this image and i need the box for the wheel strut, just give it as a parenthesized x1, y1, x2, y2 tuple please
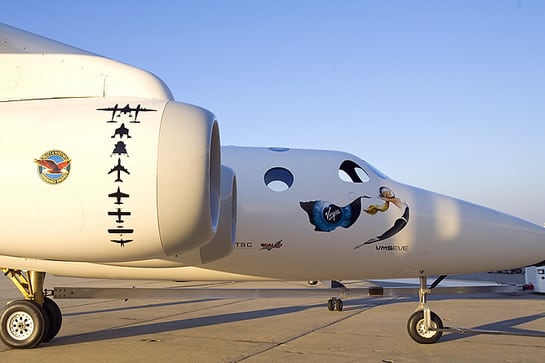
(2, 269, 46, 304)
(418, 276, 432, 330)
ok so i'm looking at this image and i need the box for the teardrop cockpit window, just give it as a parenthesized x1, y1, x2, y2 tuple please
(264, 167, 294, 192)
(338, 160, 370, 183)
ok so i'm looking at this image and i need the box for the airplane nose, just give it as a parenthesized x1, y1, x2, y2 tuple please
(406, 186, 545, 274)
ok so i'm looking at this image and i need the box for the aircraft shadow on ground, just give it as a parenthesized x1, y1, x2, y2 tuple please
(48, 296, 409, 346)
(51, 302, 324, 346)
(45, 294, 545, 346)
(440, 312, 545, 343)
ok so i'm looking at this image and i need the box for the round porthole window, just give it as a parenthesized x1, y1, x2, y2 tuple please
(264, 167, 294, 192)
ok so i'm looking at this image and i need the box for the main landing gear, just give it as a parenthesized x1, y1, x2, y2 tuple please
(327, 297, 344, 311)
(326, 280, 346, 312)
(0, 269, 62, 348)
(406, 276, 444, 344)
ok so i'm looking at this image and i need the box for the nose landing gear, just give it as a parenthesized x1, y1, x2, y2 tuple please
(406, 276, 443, 344)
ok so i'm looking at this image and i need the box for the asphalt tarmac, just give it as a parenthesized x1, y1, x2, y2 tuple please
(0, 274, 544, 362)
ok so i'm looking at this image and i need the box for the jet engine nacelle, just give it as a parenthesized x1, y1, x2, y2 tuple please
(199, 165, 236, 263)
(0, 97, 221, 262)
(168, 165, 237, 265)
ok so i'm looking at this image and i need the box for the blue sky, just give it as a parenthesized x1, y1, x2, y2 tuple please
(3, 1, 545, 225)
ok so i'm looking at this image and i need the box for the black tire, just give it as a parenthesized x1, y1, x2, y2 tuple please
(335, 299, 344, 311)
(42, 298, 62, 343)
(327, 298, 335, 311)
(407, 310, 443, 344)
(0, 300, 47, 349)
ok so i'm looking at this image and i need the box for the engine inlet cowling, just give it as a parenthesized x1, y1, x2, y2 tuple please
(157, 101, 221, 256)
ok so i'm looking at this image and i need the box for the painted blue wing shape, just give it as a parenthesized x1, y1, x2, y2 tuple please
(300, 197, 362, 232)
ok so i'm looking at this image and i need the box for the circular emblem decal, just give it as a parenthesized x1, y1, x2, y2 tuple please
(322, 204, 343, 225)
(34, 150, 71, 184)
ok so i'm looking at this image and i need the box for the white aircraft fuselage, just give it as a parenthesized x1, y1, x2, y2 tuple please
(207, 146, 545, 280)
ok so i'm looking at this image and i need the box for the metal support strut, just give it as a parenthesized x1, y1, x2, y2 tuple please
(2, 268, 45, 304)
(418, 276, 432, 330)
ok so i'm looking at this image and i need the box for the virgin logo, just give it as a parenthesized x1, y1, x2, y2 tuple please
(323, 205, 342, 224)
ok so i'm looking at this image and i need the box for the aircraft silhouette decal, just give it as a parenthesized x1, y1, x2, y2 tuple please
(97, 103, 156, 123)
(108, 158, 130, 182)
(109, 238, 134, 247)
(108, 186, 129, 205)
(108, 208, 131, 223)
(100, 104, 155, 247)
(111, 123, 132, 139)
(111, 141, 129, 157)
